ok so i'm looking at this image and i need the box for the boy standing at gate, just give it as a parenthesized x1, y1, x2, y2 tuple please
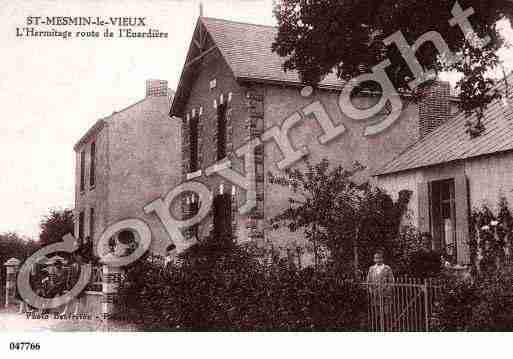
(367, 249, 394, 287)
(367, 249, 394, 330)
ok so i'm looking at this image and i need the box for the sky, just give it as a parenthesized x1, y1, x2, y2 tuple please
(0, 0, 275, 239)
(0, 0, 512, 239)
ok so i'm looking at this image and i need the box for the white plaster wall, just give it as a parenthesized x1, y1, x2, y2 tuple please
(465, 152, 513, 212)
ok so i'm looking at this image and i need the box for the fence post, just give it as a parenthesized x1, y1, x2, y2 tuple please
(379, 287, 385, 331)
(4, 258, 21, 308)
(101, 254, 124, 320)
(423, 279, 429, 332)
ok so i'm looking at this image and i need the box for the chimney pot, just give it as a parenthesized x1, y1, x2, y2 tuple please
(146, 79, 168, 97)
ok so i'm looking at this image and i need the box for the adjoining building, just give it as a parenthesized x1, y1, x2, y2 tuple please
(73, 80, 181, 257)
(170, 17, 458, 264)
(376, 78, 513, 264)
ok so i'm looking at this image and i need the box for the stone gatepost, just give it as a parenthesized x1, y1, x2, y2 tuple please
(101, 253, 124, 319)
(4, 258, 21, 308)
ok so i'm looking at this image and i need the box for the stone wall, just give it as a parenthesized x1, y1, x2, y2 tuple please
(260, 84, 421, 258)
(74, 91, 181, 256)
(179, 48, 251, 243)
(74, 122, 110, 241)
(106, 96, 181, 256)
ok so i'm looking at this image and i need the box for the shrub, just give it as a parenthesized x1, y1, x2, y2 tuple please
(387, 225, 424, 276)
(431, 269, 513, 331)
(117, 244, 367, 331)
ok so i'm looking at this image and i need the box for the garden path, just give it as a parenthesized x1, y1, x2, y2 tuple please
(0, 308, 137, 332)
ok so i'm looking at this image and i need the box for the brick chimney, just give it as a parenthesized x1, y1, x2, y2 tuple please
(146, 79, 168, 97)
(418, 81, 451, 138)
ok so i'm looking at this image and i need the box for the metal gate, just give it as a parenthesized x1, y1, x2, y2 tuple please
(364, 277, 442, 332)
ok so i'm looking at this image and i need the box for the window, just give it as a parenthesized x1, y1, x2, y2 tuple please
(78, 211, 85, 240)
(213, 194, 232, 241)
(89, 208, 95, 237)
(418, 175, 470, 264)
(189, 116, 199, 172)
(190, 200, 199, 238)
(79, 150, 85, 192)
(430, 179, 456, 257)
(217, 103, 227, 161)
(90, 141, 96, 188)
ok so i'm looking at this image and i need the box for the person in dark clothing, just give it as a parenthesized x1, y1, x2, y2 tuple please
(78, 236, 96, 265)
(409, 233, 442, 279)
(46, 260, 67, 298)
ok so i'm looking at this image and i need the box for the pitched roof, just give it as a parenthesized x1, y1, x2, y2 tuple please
(201, 17, 343, 87)
(170, 17, 344, 116)
(74, 92, 173, 151)
(375, 79, 513, 176)
(73, 118, 107, 152)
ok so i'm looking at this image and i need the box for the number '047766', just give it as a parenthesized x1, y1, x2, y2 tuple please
(9, 342, 40, 351)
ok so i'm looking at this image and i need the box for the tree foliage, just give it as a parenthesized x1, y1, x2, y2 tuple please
(468, 197, 513, 276)
(272, 0, 513, 117)
(268, 159, 412, 271)
(0, 232, 38, 300)
(39, 208, 74, 247)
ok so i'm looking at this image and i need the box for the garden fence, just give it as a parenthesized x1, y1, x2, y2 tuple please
(362, 276, 443, 332)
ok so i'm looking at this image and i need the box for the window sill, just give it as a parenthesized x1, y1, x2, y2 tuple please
(206, 159, 231, 176)
(186, 170, 203, 180)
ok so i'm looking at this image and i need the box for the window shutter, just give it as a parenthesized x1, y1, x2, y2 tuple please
(417, 181, 430, 233)
(454, 174, 470, 264)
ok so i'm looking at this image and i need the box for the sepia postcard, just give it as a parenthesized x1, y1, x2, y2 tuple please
(1, 0, 513, 357)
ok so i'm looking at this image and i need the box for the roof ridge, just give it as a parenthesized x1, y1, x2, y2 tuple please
(201, 16, 277, 29)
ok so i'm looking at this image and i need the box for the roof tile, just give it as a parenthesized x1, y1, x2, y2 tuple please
(375, 80, 513, 176)
(201, 17, 344, 87)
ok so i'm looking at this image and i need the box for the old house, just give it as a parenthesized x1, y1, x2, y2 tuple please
(170, 17, 457, 263)
(73, 80, 181, 257)
(376, 78, 513, 264)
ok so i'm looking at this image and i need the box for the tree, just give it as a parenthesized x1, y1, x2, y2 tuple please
(0, 232, 38, 264)
(272, 0, 513, 119)
(268, 159, 411, 273)
(0, 232, 38, 295)
(39, 208, 74, 248)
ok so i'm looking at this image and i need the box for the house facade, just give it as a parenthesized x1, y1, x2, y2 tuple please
(376, 79, 513, 264)
(73, 80, 181, 257)
(170, 17, 458, 263)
